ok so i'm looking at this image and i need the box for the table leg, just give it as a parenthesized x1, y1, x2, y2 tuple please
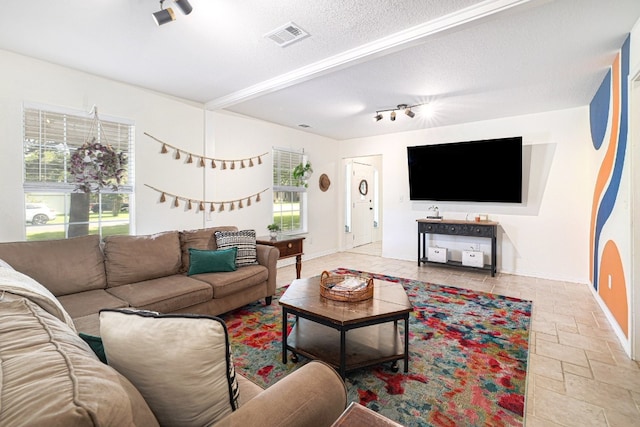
(282, 309, 288, 364)
(295, 254, 302, 279)
(339, 329, 346, 379)
(403, 315, 409, 373)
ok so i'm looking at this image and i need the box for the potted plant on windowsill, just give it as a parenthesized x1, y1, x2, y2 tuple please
(267, 223, 280, 239)
(293, 161, 313, 188)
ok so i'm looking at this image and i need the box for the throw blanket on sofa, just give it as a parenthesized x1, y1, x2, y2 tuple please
(0, 265, 76, 332)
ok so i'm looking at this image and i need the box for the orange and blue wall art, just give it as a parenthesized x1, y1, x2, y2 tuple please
(588, 35, 630, 339)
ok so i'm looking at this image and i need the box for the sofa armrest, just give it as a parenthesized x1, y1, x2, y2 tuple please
(256, 244, 279, 297)
(214, 361, 347, 427)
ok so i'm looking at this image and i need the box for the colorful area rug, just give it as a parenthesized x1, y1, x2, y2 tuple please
(221, 268, 532, 427)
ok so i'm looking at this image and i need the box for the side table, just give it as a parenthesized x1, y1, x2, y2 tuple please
(256, 235, 305, 279)
(331, 402, 403, 427)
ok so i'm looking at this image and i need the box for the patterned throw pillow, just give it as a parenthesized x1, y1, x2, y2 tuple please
(214, 229, 258, 267)
(99, 309, 240, 426)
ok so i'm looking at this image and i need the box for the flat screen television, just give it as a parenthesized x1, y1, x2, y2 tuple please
(407, 137, 522, 203)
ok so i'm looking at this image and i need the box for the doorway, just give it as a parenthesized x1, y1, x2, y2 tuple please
(343, 155, 382, 255)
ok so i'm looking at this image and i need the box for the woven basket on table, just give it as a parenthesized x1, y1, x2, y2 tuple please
(319, 270, 374, 302)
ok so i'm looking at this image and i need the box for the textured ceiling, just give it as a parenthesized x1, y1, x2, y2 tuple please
(1, 0, 639, 140)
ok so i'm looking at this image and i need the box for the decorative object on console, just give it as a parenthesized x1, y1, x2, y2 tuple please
(144, 132, 267, 170)
(144, 184, 267, 213)
(426, 205, 441, 219)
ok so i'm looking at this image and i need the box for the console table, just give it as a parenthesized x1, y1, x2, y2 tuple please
(256, 235, 305, 279)
(417, 219, 498, 276)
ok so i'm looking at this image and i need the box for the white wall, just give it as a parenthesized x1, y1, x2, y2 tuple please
(339, 107, 592, 283)
(205, 110, 340, 260)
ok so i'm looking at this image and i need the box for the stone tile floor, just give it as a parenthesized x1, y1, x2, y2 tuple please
(274, 244, 640, 427)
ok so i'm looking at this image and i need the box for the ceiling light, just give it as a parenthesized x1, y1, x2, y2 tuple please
(153, 0, 193, 26)
(153, 0, 175, 26)
(373, 103, 424, 123)
(174, 0, 193, 15)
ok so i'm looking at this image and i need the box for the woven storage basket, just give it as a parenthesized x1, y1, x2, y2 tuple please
(319, 270, 374, 302)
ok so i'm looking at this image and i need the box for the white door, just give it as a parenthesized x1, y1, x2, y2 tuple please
(352, 162, 375, 247)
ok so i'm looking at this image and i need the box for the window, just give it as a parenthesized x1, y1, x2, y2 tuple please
(23, 105, 134, 241)
(272, 148, 307, 234)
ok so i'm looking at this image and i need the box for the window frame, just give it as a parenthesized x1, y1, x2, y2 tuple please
(272, 147, 307, 235)
(22, 103, 135, 240)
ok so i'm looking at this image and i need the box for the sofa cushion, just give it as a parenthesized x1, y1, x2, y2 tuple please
(105, 274, 213, 313)
(0, 293, 158, 426)
(103, 231, 182, 287)
(0, 235, 106, 296)
(188, 247, 238, 275)
(100, 309, 240, 427)
(192, 264, 268, 298)
(57, 288, 130, 319)
(179, 226, 238, 273)
(214, 229, 259, 267)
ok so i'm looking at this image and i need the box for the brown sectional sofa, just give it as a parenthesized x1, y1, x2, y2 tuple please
(0, 226, 280, 335)
(0, 228, 349, 425)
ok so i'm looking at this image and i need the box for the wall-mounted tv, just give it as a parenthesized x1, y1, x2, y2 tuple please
(407, 137, 522, 203)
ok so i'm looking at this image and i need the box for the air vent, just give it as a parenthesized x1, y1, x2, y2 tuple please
(264, 22, 310, 47)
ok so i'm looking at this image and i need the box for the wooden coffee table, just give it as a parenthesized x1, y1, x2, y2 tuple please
(279, 275, 412, 378)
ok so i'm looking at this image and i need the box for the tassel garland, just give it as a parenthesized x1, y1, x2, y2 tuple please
(144, 132, 267, 171)
(144, 184, 268, 214)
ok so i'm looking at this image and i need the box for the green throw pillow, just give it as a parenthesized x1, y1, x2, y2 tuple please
(79, 332, 107, 364)
(188, 247, 238, 275)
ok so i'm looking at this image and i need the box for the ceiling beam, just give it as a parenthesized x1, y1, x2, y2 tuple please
(205, 0, 534, 110)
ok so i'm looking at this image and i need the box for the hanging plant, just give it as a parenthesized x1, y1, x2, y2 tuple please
(292, 161, 313, 188)
(69, 137, 127, 193)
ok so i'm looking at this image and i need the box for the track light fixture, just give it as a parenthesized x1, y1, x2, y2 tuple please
(373, 103, 423, 122)
(174, 0, 193, 15)
(405, 107, 415, 118)
(153, 0, 193, 26)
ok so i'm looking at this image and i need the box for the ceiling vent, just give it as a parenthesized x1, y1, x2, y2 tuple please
(264, 22, 310, 47)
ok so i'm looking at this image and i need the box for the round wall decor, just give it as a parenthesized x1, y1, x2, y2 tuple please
(319, 173, 331, 192)
(358, 179, 368, 196)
